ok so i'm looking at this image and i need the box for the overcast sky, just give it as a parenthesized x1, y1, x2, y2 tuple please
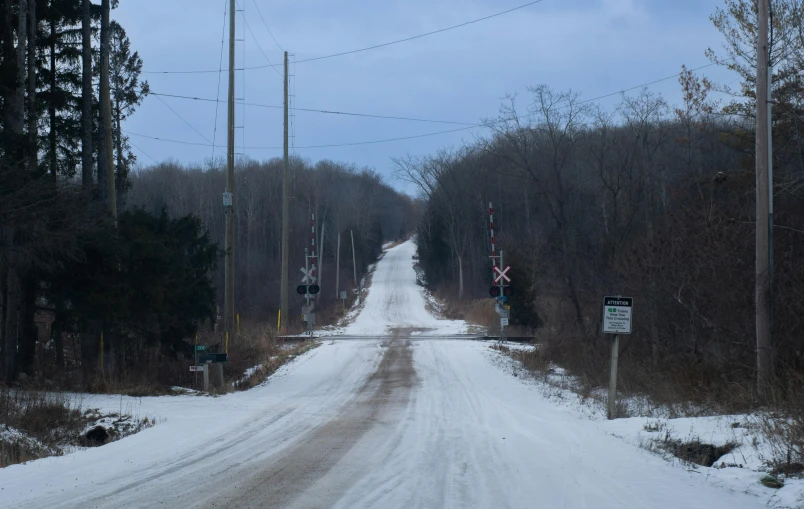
(117, 0, 737, 191)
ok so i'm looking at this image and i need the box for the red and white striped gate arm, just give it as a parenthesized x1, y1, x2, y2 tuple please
(489, 202, 497, 279)
(310, 213, 316, 278)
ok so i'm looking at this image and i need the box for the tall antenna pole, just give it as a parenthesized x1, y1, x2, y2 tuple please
(280, 51, 290, 333)
(755, 0, 772, 395)
(224, 0, 236, 337)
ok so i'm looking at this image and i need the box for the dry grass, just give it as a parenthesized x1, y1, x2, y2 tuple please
(233, 340, 320, 391)
(0, 388, 151, 468)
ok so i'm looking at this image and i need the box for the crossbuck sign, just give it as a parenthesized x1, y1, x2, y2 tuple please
(602, 297, 632, 334)
(494, 265, 511, 283)
(300, 266, 317, 284)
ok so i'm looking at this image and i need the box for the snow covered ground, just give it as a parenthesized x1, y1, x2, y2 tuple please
(0, 238, 798, 508)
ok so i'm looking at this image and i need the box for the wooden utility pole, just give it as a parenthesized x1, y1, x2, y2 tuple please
(319, 222, 326, 293)
(100, 0, 116, 219)
(26, 0, 35, 174)
(755, 0, 772, 395)
(81, 0, 92, 187)
(280, 51, 290, 332)
(351, 230, 358, 294)
(335, 231, 340, 299)
(224, 0, 236, 337)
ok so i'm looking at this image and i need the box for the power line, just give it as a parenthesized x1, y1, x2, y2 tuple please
(241, 13, 283, 78)
(154, 94, 214, 144)
(211, 0, 228, 160)
(293, 126, 481, 149)
(125, 125, 480, 150)
(251, 0, 284, 53)
(138, 63, 742, 153)
(128, 139, 159, 164)
(150, 62, 718, 127)
(575, 63, 718, 106)
(294, 0, 546, 65)
(127, 131, 212, 147)
(142, 0, 546, 74)
(149, 91, 480, 125)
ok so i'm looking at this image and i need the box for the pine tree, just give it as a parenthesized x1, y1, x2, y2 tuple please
(109, 21, 148, 197)
(38, 0, 83, 179)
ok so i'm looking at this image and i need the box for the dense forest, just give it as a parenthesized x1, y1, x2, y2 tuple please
(128, 158, 416, 324)
(407, 0, 804, 412)
(0, 1, 413, 389)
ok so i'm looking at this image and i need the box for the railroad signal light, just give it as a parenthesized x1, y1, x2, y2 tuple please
(503, 286, 513, 297)
(296, 285, 307, 295)
(489, 286, 501, 298)
(309, 284, 320, 295)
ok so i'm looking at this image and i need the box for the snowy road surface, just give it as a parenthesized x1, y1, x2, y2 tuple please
(0, 240, 772, 508)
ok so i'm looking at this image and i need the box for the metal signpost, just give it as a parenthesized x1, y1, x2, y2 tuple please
(296, 214, 318, 336)
(602, 296, 633, 419)
(488, 203, 513, 339)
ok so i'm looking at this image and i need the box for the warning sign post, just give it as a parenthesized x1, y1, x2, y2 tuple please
(602, 296, 633, 420)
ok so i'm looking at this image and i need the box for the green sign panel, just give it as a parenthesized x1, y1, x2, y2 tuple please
(195, 345, 206, 351)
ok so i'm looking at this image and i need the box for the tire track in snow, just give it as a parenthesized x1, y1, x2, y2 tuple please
(202, 338, 416, 509)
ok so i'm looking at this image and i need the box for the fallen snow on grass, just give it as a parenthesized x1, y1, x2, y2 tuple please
(488, 344, 804, 508)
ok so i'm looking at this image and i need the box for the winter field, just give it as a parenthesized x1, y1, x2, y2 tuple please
(0, 239, 801, 508)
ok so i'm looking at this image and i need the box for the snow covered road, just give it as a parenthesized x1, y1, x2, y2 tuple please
(0, 239, 774, 508)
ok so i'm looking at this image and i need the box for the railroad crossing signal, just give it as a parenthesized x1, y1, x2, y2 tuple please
(490, 285, 513, 298)
(297, 284, 320, 295)
(300, 265, 317, 284)
(494, 265, 511, 283)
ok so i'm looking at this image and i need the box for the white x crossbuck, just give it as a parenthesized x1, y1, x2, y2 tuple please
(300, 266, 317, 284)
(494, 265, 511, 283)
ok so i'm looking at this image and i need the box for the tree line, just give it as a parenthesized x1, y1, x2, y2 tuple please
(406, 0, 804, 410)
(0, 0, 415, 389)
(128, 158, 416, 326)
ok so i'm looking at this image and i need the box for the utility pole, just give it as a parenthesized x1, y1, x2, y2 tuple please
(335, 231, 341, 299)
(100, 0, 116, 220)
(223, 0, 236, 339)
(351, 230, 358, 297)
(767, 54, 775, 371)
(755, 0, 772, 395)
(280, 51, 290, 334)
(319, 222, 326, 294)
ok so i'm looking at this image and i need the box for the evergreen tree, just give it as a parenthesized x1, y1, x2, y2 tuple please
(109, 20, 148, 197)
(38, 0, 83, 178)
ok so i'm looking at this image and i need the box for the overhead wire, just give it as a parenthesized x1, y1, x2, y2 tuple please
(140, 63, 747, 153)
(128, 139, 159, 165)
(251, 0, 284, 53)
(142, 0, 546, 74)
(149, 91, 480, 125)
(574, 63, 718, 106)
(150, 63, 721, 129)
(211, 0, 228, 161)
(293, 0, 546, 65)
(154, 94, 215, 144)
(125, 125, 481, 150)
(240, 1, 247, 162)
(241, 13, 283, 78)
